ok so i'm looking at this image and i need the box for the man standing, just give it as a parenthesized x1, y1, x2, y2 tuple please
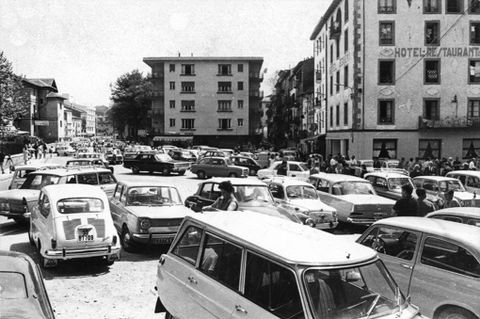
(416, 188, 435, 216)
(392, 184, 418, 216)
(0, 149, 5, 174)
(443, 190, 461, 208)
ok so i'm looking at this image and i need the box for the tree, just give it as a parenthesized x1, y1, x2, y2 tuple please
(0, 51, 29, 123)
(109, 70, 152, 140)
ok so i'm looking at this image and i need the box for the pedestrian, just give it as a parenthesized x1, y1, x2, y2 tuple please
(33, 142, 39, 159)
(310, 162, 320, 175)
(202, 181, 238, 211)
(23, 145, 29, 165)
(442, 190, 461, 208)
(410, 165, 422, 178)
(416, 188, 435, 216)
(392, 184, 418, 216)
(0, 149, 5, 174)
(276, 159, 288, 176)
(406, 158, 415, 173)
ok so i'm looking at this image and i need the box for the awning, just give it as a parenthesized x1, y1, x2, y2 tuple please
(153, 136, 194, 142)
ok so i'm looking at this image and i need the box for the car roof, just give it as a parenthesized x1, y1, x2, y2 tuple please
(310, 172, 369, 183)
(187, 211, 377, 265)
(426, 207, 480, 219)
(271, 160, 305, 165)
(364, 172, 411, 179)
(413, 176, 458, 182)
(0, 250, 36, 273)
(31, 167, 111, 176)
(202, 177, 267, 186)
(267, 177, 315, 187)
(14, 163, 63, 170)
(43, 184, 108, 202)
(447, 170, 480, 177)
(372, 217, 480, 248)
(117, 180, 179, 188)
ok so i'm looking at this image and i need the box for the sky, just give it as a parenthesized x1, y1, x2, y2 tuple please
(0, 0, 328, 107)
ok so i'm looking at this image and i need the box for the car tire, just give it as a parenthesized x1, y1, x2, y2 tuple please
(229, 172, 238, 177)
(104, 257, 115, 266)
(438, 307, 476, 319)
(162, 168, 170, 176)
(178, 170, 185, 176)
(121, 226, 137, 252)
(197, 171, 205, 179)
(132, 166, 140, 174)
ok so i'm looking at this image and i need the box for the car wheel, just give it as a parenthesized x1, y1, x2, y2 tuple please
(162, 168, 170, 176)
(178, 170, 185, 176)
(229, 172, 238, 177)
(121, 226, 137, 252)
(132, 166, 140, 174)
(438, 307, 476, 319)
(104, 257, 115, 266)
(197, 171, 205, 179)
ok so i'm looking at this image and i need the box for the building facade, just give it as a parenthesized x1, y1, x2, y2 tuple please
(311, 0, 480, 160)
(143, 56, 263, 147)
(37, 93, 67, 142)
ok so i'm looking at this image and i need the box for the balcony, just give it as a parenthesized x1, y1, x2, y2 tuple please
(249, 90, 264, 98)
(418, 116, 480, 130)
(249, 72, 264, 81)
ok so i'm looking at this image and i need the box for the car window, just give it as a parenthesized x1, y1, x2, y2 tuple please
(199, 183, 213, 198)
(57, 197, 104, 214)
(66, 175, 77, 184)
(21, 174, 60, 190)
(16, 169, 31, 179)
(244, 251, 304, 319)
(77, 173, 99, 185)
(0, 272, 27, 299)
(172, 226, 203, 265)
(456, 175, 467, 185)
(413, 179, 423, 188)
(422, 180, 438, 192)
(200, 158, 210, 165)
(466, 176, 480, 188)
(289, 164, 301, 172)
(199, 233, 242, 290)
(360, 226, 418, 261)
(211, 158, 225, 166)
(269, 184, 284, 199)
(286, 185, 318, 199)
(421, 237, 480, 278)
(99, 172, 116, 185)
(434, 215, 463, 223)
(374, 177, 388, 189)
(40, 195, 51, 218)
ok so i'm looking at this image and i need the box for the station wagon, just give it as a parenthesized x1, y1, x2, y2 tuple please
(365, 172, 416, 201)
(413, 176, 480, 207)
(446, 171, 480, 195)
(8, 163, 64, 190)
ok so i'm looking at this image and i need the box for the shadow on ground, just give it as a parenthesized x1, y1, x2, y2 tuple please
(0, 220, 28, 236)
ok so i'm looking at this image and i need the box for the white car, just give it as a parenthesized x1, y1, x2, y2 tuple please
(29, 184, 120, 268)
(257, 160, 310, 181)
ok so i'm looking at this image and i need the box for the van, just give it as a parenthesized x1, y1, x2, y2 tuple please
(154, 211, 426, 319)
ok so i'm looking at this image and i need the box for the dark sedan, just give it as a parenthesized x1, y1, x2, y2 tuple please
(230, 155, 261, 175)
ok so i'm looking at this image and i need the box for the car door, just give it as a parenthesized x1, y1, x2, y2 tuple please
(465, 175, 480, 194)
(190, 183, 216, 211)
(211, 158, 226, 176)
(36, 193, 52, 249)
(287, 163, 302, 179)
(109, 184, 124, 231)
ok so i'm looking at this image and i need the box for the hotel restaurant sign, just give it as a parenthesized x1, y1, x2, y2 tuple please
(388, 46, 480, 58)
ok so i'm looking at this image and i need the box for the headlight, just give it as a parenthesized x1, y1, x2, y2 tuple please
(140, 219, 151, 230)
(0, 202, 9, 210)
(332, 211, 338, 221)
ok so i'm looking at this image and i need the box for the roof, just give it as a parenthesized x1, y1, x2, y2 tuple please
(364, 172, 412, 179)
(310, 172, 369, 183)
(413, 176, 458, 181)
(22, 78, 58, 92)
(32, 167, 111, 176)
(116, 180, 179, 188)
(267, 177, 315, 187)
(373, 217, 480, 248)
(310, 0, 342, 40)
(427, 207, 480, 219)
(43, 184, 107, 202)
(187, 211, 377, 265)
(203, 177, 267, 186)
(46, 92, 67, 100)
(447, 171, 480, 177)
(143, 56, 263, 67)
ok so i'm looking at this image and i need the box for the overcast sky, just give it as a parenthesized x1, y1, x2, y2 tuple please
(0, 0, 328, 107)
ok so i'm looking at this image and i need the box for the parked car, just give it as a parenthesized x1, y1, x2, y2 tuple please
(266, 177, 338, 230)
(230, 155, 261, 176)
(190, 157, 248, 179)
(257, 160, 310, 181)
(255, 151, 279, 168)
(357, 217, 480, 319)
(154, 211, 425, 319)
(56, 145, 75, 156)
(308, 173, 395, 225)
(66, 158, 113, 173)
(0, 167, 117, 224)
(8, 163, 64, 190)
(426, 207, 480, 227)
(168, 149, 197, 162)
(124, 152, 190, 175)
(364, 172, 416, 200)
(446, 170, 480, 194)
(104, 149, 124, 164)
(29, 184, 121, 268)
(413, 176, 480, 207)
(184, 178, 303, 224)
(198, 150, 228, 160)
(109, 181, 194, 251)
(0, 250, 55, 318)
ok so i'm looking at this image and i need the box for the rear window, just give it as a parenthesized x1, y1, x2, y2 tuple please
(21, 174, 60, 190)
(0, 272, 27, 299)
(57, 197, 104, 214)
(77, 173, 99, 185)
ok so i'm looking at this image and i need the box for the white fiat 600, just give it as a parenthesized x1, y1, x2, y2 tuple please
(29, 184, 120, 268)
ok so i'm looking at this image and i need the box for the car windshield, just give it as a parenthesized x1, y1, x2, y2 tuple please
(304, 260, 405, 319)
(438, 180, 465, 192)
(286, 185, 319, 199)
(387, 178, 413, 193)
(57, 197, 104, 214)
(332, 182, 375, 195)
(234, 185, 274, 205)
(0, 272, 27, 299)
(126, 186, 182, 206)
(21, 174, 60, 190)
(155, 154, 173, 162)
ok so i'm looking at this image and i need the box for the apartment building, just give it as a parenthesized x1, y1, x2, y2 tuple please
(143, 56, 264, 147)
(311, 0, 480, 160)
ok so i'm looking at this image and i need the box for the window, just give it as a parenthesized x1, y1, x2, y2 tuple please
(200, 233, 242, 290)
(423, 99, 440, 120)
(238, 64, 243, 72)
(181, 64, 195, 75)
(344, 102, 348, 125)
(181, 81, 195, 93)
(424, 0, 441, 13)
(379, 21, 394, 45)
(446, 0, 463, 13)
(336, 105, 340, 126)
(378, 0, 396, 13)
(378, 99, 394, 124)
(173, 226, 202, 265)
(237, 119, 244, 127)
(329, 106, 333, 127)
(471, 23, 480, 47)
(424, 59, 440, 84)
(463, 139, 480, 158)
(360, 226, 418, 261)
(373, 139, 397, 159)
(181, 119, 195, 130)
(378, 60, 395, 84)
(244, 252, 304, 318)
(336, 71, 340, 92)
(419, 139, 442, 159)
(218, 100, 232, 112)
(181, 100, 195, 112)
(421, 237, 480, 277)
(169, 100, 175, 109)
(425, 21, 440, 45)
(345, 0, 349, 21)
(469, 59, 480, 83)
(169, 119, 175, 127)
(330, 76, 333, 95)
(218, 64, 232, 75)
(169, 81, 175, 90)
(344, 29, 349, 52)
(238, 100, 244, 109)
(471, 0, 480, 13)
(218, 119, 231, 130)
(218, 82, 232, 92)
(238, 81, 244, 90)
(468, 99, 480, 119)
(344, 65, 349, 87)
(169, 64, 175, 72)
(330, 44, 333, 63)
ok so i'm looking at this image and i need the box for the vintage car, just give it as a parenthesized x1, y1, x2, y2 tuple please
(124, 152, 190, 175)
(266, 177, 338, 230)
(357, 217, 480, 319)
(426, 207, 480, 227)
(413, 176, 480, 207)
(109, 181, 194, 251)
(0, 167, 117, 223)
(154, 211, 425, 319)
(230, 155, 262, 176)
(257, 160, 310, 181)
(29, 184, 120, 268)
(66, 158, 113, 173)
(308, 173, 395, 225)
(198, 150, 229, 160)
(0, 250, 55, 318)
(55, 145, 76, 156)
(190, 157, 249, 179)
(168, 149, 197, 162)
(446, 170, 480, 194)
(184, 178, 303, 225)
(364, 172, 416, 200)
(8, 163, 64, 190)
(104, 149, 124, 164)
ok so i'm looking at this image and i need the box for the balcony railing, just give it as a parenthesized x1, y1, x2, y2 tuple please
(418, 116, 480, 130)
(378, 5, 395, 13)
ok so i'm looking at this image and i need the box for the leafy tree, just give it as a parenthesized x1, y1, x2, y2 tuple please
(109, 70, 152, 140)
(0, 51, 29, 123)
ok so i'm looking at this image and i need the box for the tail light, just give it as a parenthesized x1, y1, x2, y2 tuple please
(51, 239, 57, 249)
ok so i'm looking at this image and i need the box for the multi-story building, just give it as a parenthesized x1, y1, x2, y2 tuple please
(143, 56, 263, 147)
(36, 93, 67, 142)
(311, 0, 480, 160)
(64, 101, 95, 137)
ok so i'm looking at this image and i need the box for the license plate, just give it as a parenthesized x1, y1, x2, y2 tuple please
(151, 237, 173, 245)
(78, 235, 94, 241)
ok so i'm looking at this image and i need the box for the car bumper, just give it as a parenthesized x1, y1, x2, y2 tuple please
(132, 233, 176, 245)
(313, 221, 339, 230)
(45, 246, 120, 260)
